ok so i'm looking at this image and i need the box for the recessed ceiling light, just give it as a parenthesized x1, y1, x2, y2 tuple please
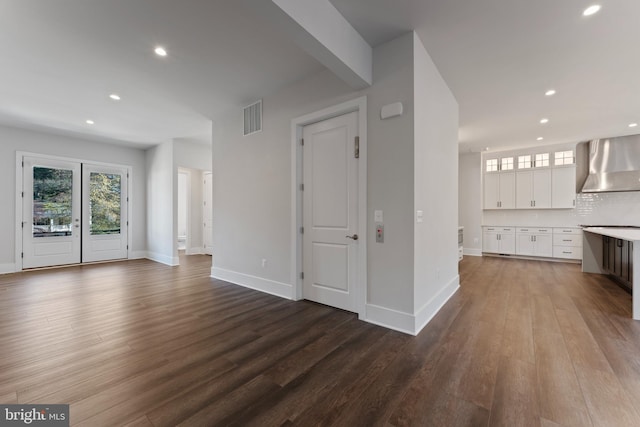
(109, 94, 121, 101)
(86, 120, 95, 125)
(630, 123, 638, 128)
(483, 147, 490, 151)
(540, 118, 549, 124)
(154, 46, 167, 57)
(537, 137, 544, 141)
(545, 89, 556, 96)
(583, 5, 601, 16)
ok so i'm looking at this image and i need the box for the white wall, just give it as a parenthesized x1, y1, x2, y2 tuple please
(0, 125, 146, 272)
(458, 152, 482, 255)
(366, 33, 416, 314)
(412, 32, 460, 330)
(211, 31, 460, 334)
(146, 141, 177, 265)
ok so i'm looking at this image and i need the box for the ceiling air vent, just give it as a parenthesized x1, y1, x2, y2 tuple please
(243, 100, 262, 136)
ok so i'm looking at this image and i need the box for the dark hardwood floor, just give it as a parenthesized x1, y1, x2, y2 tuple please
(2, 254, 640, 426)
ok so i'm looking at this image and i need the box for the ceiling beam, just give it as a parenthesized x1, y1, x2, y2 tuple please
(246, 0, 372, 89)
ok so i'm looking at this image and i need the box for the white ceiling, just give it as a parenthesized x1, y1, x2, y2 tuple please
(331, 0, 640, 152)
(1, 1, 639, 152)
(0, 0, 322, 148)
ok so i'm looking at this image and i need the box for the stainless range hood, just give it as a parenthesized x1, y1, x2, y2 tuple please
(581, 134, 640, 193)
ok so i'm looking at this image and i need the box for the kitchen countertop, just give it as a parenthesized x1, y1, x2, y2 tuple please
(583, 227, 640, 242)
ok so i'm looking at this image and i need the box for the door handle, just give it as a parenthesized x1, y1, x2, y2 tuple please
(346, 234, 359, 241)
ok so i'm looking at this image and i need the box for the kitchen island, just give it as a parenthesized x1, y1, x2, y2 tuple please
(582, 227, 640, 319)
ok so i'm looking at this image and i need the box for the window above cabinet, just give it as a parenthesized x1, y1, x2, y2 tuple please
(554, 150, 575, 166)
(535, 153, 550, 168)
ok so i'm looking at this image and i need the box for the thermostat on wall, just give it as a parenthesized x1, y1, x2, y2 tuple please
(380, 102, 403, 120)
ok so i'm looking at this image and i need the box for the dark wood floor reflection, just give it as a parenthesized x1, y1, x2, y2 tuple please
(2, 254, 640, 426)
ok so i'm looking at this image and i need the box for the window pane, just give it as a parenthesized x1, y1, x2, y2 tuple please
(535, 153, 549, 167)
(486, 159, 498, 172)
(501, 157, 514, 170)
(90, 173, 121, 235)
(518, 155, 532, 169)
(33, 167, 73, 238)
(554, 150, 574, 165)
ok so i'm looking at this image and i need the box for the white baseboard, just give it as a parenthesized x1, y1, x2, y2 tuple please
(211, 267, 293, 300)
(414, 276, 460, 335)
(129, 250, 148, 260)
(0, 263, 17, 275)
(146, 252, 179, 266)
(186, 247, 204, 255)
(364, 304, 416, 335)
(464, 248, 482, 257)
(365, 276, 460, 336)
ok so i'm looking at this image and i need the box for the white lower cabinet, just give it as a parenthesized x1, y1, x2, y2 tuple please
(515, 228, 553, 257)
(552, 227, 582, 260)
(483, 227, 515, 254)
(484, 225, 583, 261)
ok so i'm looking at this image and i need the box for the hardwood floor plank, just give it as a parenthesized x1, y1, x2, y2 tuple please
(488, 356, 540, 427)
(533, 330, 593, 427)
(574, 365, 640, 427)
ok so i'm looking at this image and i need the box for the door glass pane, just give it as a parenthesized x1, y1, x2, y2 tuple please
(89, 173, 121, 235)
(33, 167, 73, 238)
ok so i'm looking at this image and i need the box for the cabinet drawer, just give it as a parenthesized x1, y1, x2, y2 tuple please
(553, 246, 582, 260)
(517, 227, 552, 234)
(553, 234, 583, 247)
(484, 226, 514, 233)
(553, 227, 582, 235)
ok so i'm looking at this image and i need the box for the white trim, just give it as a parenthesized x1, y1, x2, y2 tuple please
(290, 96, 368, 317)
(15, 151, 134, 271)
(0, 263, 17, 275)
(414, 276, 460, 335)
(364, 304, 415, 335)
(186, 247, 204, 255)
(211, 267, 293, 300)
(177, 168, 192, 260)
(464, 248, 483, 257)
(146, 252, 179, 266)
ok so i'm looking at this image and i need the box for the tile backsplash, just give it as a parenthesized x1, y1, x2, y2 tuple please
(483, 191, 640, 227)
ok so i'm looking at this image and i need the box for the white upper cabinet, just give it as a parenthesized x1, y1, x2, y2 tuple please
(484, 172, 515, 209)
(516, 169, 552, 209)
(552, 165, 576, 208)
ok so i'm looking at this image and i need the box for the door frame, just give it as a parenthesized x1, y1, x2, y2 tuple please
(177, 168, 192, 254)
(290, 96, 367, 319)
(15, 151, 133, 271)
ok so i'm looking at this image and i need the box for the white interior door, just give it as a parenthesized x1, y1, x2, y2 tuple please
(203, 172, 213, 255)
(23, 156, 81, 268)
(82, 164, 128, 262)
(303, 111, 359, 312)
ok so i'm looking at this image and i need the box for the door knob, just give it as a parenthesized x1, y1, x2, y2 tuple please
(346, 234, 358, 240)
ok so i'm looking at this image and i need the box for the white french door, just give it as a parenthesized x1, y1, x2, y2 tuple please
(82, 164, 128, 262)
(23, 157, 82, 268)
(302, 111, 359, 312)
(22, 156, 128, 269)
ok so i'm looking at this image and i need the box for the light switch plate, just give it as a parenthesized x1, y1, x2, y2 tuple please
(416, 210, 424, 223)
(374, 210, 383, 223)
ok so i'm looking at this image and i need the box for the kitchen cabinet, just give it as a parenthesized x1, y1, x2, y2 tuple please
(516, 169, 552, 209)
(552, 227, 583, 260)
(483, 227, 515, 254)
(602, 236, 634, 289)
(484, 172, 515, 209)
(552, 166, 576, 208)
(515, 227, 553, 257)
